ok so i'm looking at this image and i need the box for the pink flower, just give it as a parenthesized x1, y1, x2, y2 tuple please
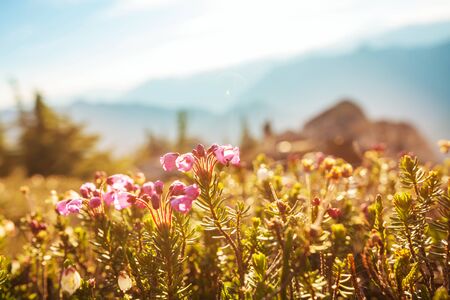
(56, 198, 83, 216)
(214, 145, 240, 166)
(154, 180, 164, 194)
(170, 195, 195, 214)
(160, 152, 179, 171)
(103, 174, 136, 210)
(184, 184, 200, 199)
(141, 182, 155, 197)
(89, 197, 102, 209)
(169, 183, 200, 214)
(80, 182, 96, 198)
(175, 153, 195, 172)
(169, 180, 187, 196)
(106, 174, 134, 192)
(138, 181, 160, 209)
(104, 191, 133, 210)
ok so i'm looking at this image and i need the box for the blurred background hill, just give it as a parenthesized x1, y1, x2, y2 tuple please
(2, 22, 450, 155)
(1, 1, 450, 177)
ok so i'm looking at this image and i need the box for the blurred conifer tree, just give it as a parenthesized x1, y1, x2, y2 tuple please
(19, 92, 101, 176)
(240, 117, 256, 152)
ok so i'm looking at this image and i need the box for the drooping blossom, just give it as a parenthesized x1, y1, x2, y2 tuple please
(169, 180, 187, 196)
(175, 153, 195, 172)
(184, 183, 200, 199)
(56, 198, 83, 216)
(104, 174, 135, 210)
(89, 197, 102, 209)
(169, 183, 200, 214)
(214, 144, 240, 166)
(160, 152, 179, 171)
(106, 174, 135, 191)
(79, 182, 96, 198)
(138, 181, 162, 209)
(118, 271, 132, 292)
(104, 192, 134, 210)
(141, 181, 155, 197)
(61, 267, 81, 295)
(170, 195, 195, 214)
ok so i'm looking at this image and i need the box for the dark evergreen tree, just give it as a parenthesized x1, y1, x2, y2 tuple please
(239, 117, 256, 152)
(19, 92, 100, 176)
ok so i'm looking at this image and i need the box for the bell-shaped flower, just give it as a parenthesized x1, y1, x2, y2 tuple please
(106, 174, 135, 192)
(214, 145, 240, 166)
(175, 153, 195, 172)
(169, 180, 187, 196)
(79, 182, 96, 198)
(56, 198, 83, 216)
(184, 184, 200, 199)
(160, 152, 179, 171)
(118, 271, 132, 292)
(170, 195, 195, 214)
(61, 266, 81, 295)
(103, 191, 133, 210)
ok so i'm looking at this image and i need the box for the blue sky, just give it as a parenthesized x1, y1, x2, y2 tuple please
(1, 0, 450, 108)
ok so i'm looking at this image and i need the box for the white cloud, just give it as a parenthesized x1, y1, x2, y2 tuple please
(102, 0, 179, 18)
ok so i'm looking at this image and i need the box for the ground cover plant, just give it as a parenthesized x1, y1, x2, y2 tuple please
(0, 142, 450, 299)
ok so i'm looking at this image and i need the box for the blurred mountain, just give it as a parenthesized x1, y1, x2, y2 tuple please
(301, 100, 437, 162)
(2, 23, 449, 155)
(39, 40, 450, 153)
(234, 41, 450, 142)
(120, 60, 275, 113)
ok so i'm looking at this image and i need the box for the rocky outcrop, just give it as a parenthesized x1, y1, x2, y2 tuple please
(300, 99, 437, 163)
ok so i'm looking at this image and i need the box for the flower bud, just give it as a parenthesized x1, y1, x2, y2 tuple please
(322, 157, 335, 171)
(327, 207, 342, 219)
(88, 278, 96, 288)
(89, 197, 102, 209)
(154, 180, 164, 195)
(118, 271, 132, 292)
(301, 158, 314, 172)
(61, 266, 81, 295)
(327, 166, 342, 180)
(207, 144, 219, 154)
(193, 144, 206, 158)
(151, 194, 161, 210)
(94, 171, 107, 184)
(341, 163, 353, 178)
(312, 197, 321, 206)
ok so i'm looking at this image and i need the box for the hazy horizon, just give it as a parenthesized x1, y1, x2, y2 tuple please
(2, 0, 450, 110)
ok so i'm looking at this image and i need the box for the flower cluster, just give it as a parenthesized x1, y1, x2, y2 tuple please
(4, 143, 449, 300)
(56, 173, 200, 216)
(160, 143, 240, 173)
(159, 143, 240, 213)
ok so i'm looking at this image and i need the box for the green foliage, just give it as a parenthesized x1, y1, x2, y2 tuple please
(16, 92, 123, 177)
(1, 149, 450, 299)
